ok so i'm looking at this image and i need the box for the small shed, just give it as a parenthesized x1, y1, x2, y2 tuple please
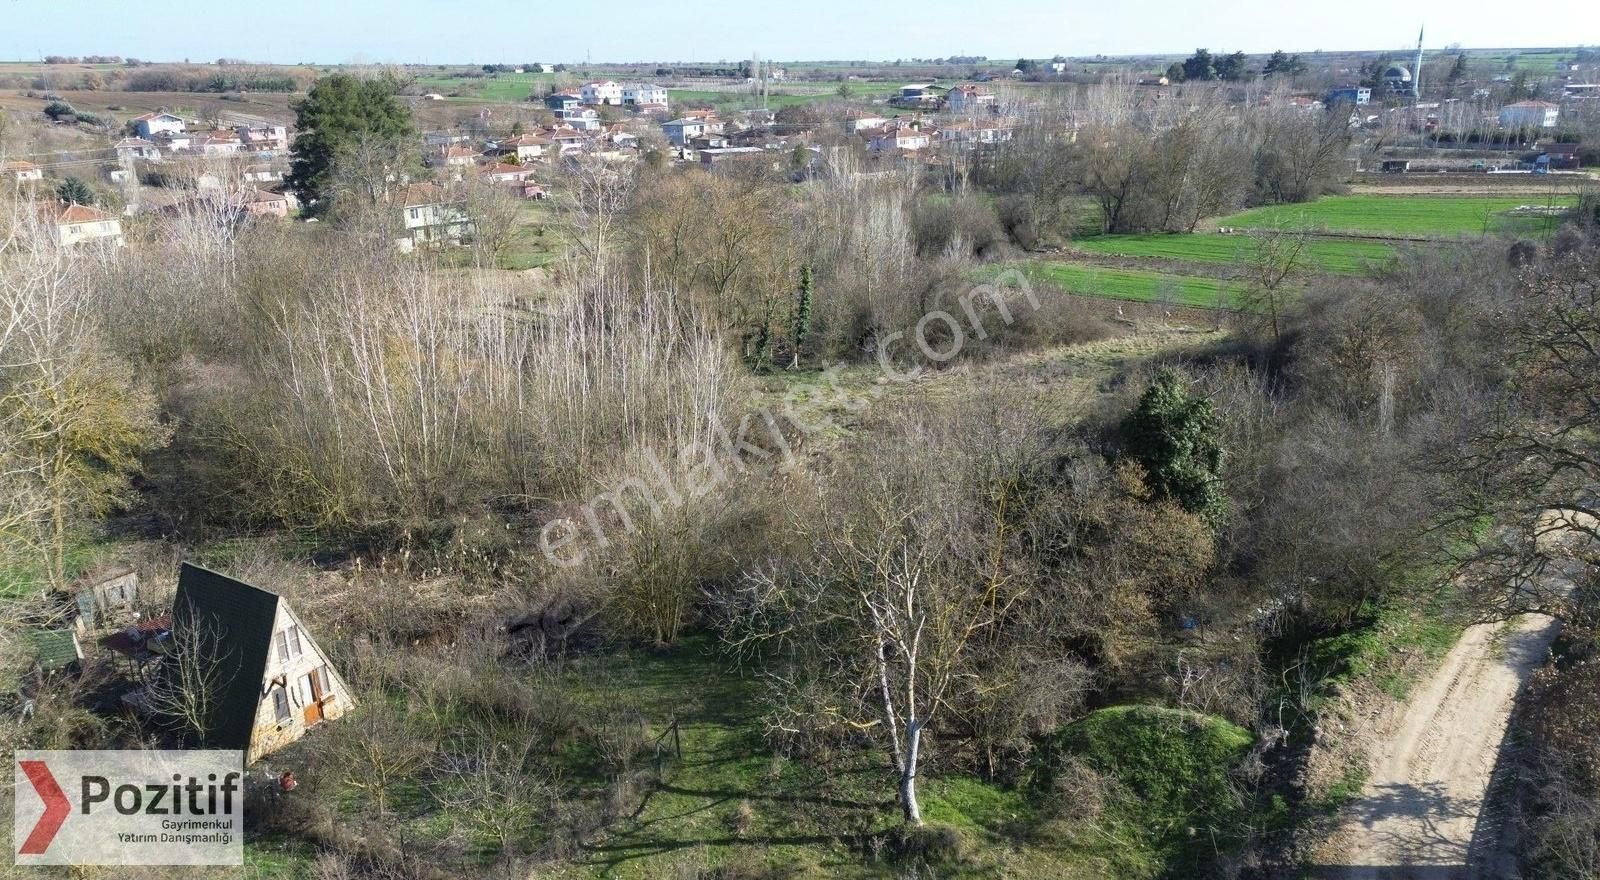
(73, 564, 139, 632)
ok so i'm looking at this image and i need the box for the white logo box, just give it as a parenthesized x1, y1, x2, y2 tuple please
(14, 750, 243, 866)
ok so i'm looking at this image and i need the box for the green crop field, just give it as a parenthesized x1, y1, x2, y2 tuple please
(1215, 194, 1578, 239)
(415, 72, 558, 102)
(1071, 233, 1398, 274)
(668, 88, 837, 110)
(1016, 262, 1244, 309)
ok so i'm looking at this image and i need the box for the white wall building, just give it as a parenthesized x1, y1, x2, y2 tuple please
(580, 80, 623, 105)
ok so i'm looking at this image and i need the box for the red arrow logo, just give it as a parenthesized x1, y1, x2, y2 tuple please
(18, 760, 70, 855)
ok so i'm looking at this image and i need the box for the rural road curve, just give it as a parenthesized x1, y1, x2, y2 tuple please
(1309, 612, 1562, 879)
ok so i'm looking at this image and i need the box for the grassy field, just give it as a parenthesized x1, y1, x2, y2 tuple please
(415, 71, 559, 102)
(1071, 233, 1398, 274)
(1214, 194, 1579, 239)
(669, 86, 841, 110)
(497, 201, 560, 270)
(1016, 261, 1244, 309)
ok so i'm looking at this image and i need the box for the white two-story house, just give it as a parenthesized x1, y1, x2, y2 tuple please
(580, 80, 623, 105)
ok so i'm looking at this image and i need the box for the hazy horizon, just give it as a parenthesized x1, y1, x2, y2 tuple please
(3, 0, 1596, 67)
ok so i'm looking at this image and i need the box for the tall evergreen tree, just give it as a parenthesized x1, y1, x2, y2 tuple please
(286, 74, 415, 210)
(1182, 49, 1216, 82)
(55, 176, 94, 206)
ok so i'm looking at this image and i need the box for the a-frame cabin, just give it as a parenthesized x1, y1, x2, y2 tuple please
(171, 563, 356, 763)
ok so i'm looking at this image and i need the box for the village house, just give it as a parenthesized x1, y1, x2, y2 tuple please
(688, 132, 731, 150)
(939, 120, 1014, 144)
(114, 137, 161, 162)
(424, 130, 473, 148)
(429, 144, 482, 167)
(545, 93, 582, 114)
(842, 113, 890, 133)
(165, 563, 355, 764)
(43, 202, 125, 247)
(2, 160, 44, 181)
(396, 182, 473, 251)
(194, 132, 245, 156)
(494, 133, 552, 162)
(233, 121, 290, 152)
(864, 121, 934, 153)
(547, 127, 590, 155)
(621, 83, 669, 108)
(562, 107, 603, 131)
(238, 187, 291, 218)
(600, 126, 639, 149)
(131, 111, 185, 140)
(480, 162, 533, 183)
(580, 80, 623, 105)
(479, 163, 547, 199)
(945, 85, 996, 114)
(663, 116, 724, 146)
(1499, 100, 1561, 129)
(242, 162, 284, 184)
(698, 146, 767, 170)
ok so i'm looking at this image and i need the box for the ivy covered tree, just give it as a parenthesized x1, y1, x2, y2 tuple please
(1119, 369, 1227, 527)
(286, 74, 415, 211)
(790, 264, 812, 369)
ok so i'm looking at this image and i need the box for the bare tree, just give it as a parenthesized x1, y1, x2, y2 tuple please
(143, 603, 239, 743)
(558, 154, 633, 272)
(1238, 226, 1310, 342)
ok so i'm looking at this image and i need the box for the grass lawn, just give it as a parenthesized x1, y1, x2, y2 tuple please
(497, 200, 560, 270)
(1071, 233, 1398, 275)
(1214, 194, 1578, 239)
(1016, 261, 1243, 309)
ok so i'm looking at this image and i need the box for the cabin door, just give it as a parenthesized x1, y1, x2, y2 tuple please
(301, 671, 324, 725)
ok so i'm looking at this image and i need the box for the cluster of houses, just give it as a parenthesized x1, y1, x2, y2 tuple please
(115, 111, 290, 161)
(25, 562, 354, 765)
(1, 108, 303, 248)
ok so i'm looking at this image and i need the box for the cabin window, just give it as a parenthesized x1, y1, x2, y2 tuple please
(272, 687, 290, 722)
(275, 625, 303, 663)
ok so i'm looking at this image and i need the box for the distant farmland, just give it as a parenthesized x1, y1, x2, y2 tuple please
(1071, 233, 1398, 274)
(1215, 194, 1578, 238)
(1015, 262, 1243, 309)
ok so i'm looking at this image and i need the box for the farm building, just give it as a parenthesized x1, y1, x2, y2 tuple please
(1325, 86, 1372, 106)
(1499, 101, 1561, 129)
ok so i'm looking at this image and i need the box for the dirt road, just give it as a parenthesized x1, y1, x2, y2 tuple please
(1309, 613, 1562, 879)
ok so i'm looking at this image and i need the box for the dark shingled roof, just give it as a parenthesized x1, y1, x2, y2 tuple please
(29, 630, 81, 672)
(171, 563, 280, 751)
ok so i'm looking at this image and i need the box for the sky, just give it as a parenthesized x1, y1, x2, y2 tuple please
(4, 0, 1596, 64)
